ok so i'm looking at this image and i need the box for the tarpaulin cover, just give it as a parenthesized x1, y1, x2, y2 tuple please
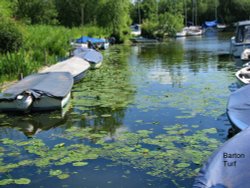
(227, 84, 250, 130)
(0, 72, 73, 100)
(73, 48, 103, 64)
(76, 36, 106, 44)
(42, 56, 90, 77)
(204, 20, 217, 27)
(193, 126, 250, 188)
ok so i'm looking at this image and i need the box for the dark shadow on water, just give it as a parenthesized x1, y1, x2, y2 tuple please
(0, 104, 70, 138)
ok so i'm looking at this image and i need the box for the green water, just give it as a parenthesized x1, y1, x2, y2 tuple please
(0, 32, 240, 187)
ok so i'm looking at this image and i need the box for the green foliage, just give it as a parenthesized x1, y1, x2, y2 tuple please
(14, 0, 58, 25)
(0, 17, 23, 53)
(97, 0, 131, 42)
(0, 0, 14, 17)
(218, 0, 250, 23)
(0, 50, 38, 80)
(158, 12, 184, 37)
(0, 24, 110, 80)
(141, 19, 158, 38)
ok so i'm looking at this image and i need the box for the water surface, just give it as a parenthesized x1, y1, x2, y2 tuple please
(0, 32, 240, 187)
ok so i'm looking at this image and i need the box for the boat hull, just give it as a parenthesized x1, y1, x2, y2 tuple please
(0, 94, 33, 112)
(235, 66, 250, 85)
(90, 62, 102, 69)
(32, 92, 71, 111)
(230, 38, 250, 57)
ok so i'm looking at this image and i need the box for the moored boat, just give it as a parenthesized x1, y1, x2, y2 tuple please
(227, 84, 250, 130)
(72, 47, 103, 69)
(131, 36, 159, 43)
(0, 72, 73, 112)
(193, 126, 250, 188)
(71, 36, 109, 50)
(131, 24, 141, 36)
(230, 20, 250, 57)
(41, 56, 90, 83)
(241, 48, 250, 61)
(186, 26, 203, 36)
(176, 27, 188, 37)
(235, 66, 250, 84)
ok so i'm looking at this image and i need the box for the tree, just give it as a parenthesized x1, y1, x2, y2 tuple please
(55, 0, 102, 27)
(218, 0, 250, 23)
(0, 17, 23, 53)
(97, 0, 131, 42)
(14, 0, 58, 25)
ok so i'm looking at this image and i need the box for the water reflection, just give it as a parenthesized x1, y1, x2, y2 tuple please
(0, 107, 69, 138)
(0, 33, 240, 188)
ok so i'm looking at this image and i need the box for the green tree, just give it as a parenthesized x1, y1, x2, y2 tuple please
(56, 0, 108, 27)
(218, 0, 250, 23)
(0, 17, 23, 53)
(14, 0, 58, 25)
(97, 0, 131, 42)
(0, 0, 14, 17)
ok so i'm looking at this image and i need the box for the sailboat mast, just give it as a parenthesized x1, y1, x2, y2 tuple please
(215, 0, 218, 20)
(184, 0, 187, 26)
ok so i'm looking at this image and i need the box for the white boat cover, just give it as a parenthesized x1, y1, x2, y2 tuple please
(73, 47, 103, 64)
(42, 56, 90, 76)
(193, 126, 250, 188)
(227, 84, 250, 130)
(0, 72, 73, 100)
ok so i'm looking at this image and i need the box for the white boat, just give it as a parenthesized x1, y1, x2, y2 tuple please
(241, 48, 250, 61)
(131, 24, 141, 36)
(230, 20, 250, 57)
(72, 36, 109, 50)
(176, 27, 188, 37)
(235, 66, 250, 84)
(73, 47, 103, 69)
(0, 72, 73, 112)
(186, 26, 203, 36)
(41, 56, 90, 83)
(216, 23, 227, 31)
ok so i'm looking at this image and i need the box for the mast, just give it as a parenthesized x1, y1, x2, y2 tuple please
(215, 0, 218, 20)
(192, 0, 194, 25)
(138, 0, 141, 24)
(192, 0, 197, 25)
(184, 0, 187, 26)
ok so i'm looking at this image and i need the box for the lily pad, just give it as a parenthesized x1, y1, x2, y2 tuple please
(14, 178, 31, 185)
(72, 162, 89, 167)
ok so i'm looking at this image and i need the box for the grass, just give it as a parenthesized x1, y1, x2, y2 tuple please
(0, 24, 110, 81)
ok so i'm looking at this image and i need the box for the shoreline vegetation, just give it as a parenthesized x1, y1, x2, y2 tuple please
(1, 0, 250, 88)
(0, 24, 110, 91)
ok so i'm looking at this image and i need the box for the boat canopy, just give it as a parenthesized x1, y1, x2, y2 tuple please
(0, 72, 73, 100)
(193, 126, 250, 188)
(204, 20, 217, 27)
(76, 36, 106, 44)
(227, 84, 250, 130)
(74, 48, 103, 64)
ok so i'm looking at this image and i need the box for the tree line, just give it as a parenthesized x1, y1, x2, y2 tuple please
(1, 0, 250, 52)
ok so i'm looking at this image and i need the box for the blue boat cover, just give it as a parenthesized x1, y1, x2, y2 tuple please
(74, 48, 103, 64)
(76, 36, 106, 44)
(193, 126, 250, 188)
(227, 84, 250, 130)
(0, 72, 73, 100)
(204, 20, 217, 27)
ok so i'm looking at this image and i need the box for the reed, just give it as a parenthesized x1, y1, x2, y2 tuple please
(0, 24, 110, 81)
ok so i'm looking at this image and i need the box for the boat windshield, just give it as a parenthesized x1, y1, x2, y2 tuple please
(236, 25, 250, 43)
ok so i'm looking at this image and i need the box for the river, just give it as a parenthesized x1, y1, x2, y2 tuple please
(0, 32, 241, 187)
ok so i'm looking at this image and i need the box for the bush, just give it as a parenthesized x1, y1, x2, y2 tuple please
(0, 18, 23, 53)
